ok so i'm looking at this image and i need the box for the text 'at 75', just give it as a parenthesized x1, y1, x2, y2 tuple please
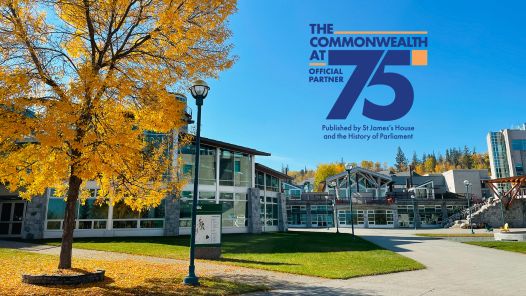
(327, 50, 414, 121)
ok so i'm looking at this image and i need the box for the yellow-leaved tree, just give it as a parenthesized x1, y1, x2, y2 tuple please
(314, 163, 345, 192)
(0, 0, 236, 269)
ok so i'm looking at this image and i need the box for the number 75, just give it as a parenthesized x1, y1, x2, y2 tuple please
(326, 50, 414, 121)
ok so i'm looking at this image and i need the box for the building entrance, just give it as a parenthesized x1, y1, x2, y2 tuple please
(0, 201, 25, 237)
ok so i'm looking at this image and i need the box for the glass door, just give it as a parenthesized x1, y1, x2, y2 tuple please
(0, 202, 25, 236)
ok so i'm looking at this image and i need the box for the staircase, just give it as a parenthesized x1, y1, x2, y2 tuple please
(442, 199, 495, 228)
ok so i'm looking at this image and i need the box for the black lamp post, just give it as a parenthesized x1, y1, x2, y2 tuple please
(345, 163, 355, 237)
(411, 194, 417, 230)
(329, 181, 339, 234)
(464, 180, 474, 235)
(324, 196, 330, 230)
(183, 80, 210, 286)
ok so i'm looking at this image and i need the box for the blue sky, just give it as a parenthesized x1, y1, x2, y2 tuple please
(196, 0, 526, 171)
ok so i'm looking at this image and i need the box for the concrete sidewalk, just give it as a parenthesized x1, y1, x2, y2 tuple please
(2, 228, 526, 295)
(249, 228, 526, 295)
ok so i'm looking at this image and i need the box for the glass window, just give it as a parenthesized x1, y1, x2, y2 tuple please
(235, 152, 252, 187)
(180, 195, 214, 220)
(141, 200, 165, 219)
(199, 145, 216, 185)
(234, 193, 247, 200)
(180, 144, 217, 185)
(47, 199, 65, 220)
(199, 192, 216, 202)
(46, 221, 61, 230)
(221, 200, 247, 227)
(271, 177, 279, 192)
(265, 175, 279, 191)
(140, 220, 164, 228)
(113, 220, 137, 229)
(219, 149, 234, 186)
(47, 199, 78, 219)
(94, 221, 107, 229)
(256, 171, 265, 190)
(78, 199, 108, 219)
(79, 221, 92, 229)
(179, 199, 192, 219)
(512, 139, 526, 151)
(219, 192, 234, 200)
(112, 202, 140, 219)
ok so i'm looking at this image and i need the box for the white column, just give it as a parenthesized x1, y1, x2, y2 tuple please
(107, 204, 113, 230)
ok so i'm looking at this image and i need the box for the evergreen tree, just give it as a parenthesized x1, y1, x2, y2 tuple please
(411, 151, 419, 167)
(461, 146, 473, 169)
(395, 147, 408, 172)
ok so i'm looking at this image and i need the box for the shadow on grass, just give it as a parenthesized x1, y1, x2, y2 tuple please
(20, 232, 393, 255)
(217, 257, 299, 266)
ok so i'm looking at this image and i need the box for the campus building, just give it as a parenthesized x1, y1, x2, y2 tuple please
(0, 95, 290, 239)
(487, 123, 526, 179)
(286, 167, 490, 229)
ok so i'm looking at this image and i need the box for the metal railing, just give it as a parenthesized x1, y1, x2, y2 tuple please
(442, 200, 488, 228)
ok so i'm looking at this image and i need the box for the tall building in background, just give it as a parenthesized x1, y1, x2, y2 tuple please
(487, 123, 526, 179)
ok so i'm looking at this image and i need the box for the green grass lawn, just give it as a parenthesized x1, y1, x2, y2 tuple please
(416, 233, 494, 238)
(464, 241, 526, 254)
(34, 232, 424, 279)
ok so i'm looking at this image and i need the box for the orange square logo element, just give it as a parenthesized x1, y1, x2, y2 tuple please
(411, 50, 428, 66)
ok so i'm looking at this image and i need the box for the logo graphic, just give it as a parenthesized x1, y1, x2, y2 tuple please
(308, 24, 428, 121)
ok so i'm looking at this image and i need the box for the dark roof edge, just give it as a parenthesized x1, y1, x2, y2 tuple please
(255, 163, 293, 180)
(181, 133, 271, 156)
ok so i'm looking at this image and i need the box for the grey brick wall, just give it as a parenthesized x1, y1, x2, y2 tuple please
(278, 193, 288, 232)
(22, 195, 46, 240)
(247, 188, 262, 234)
(164, 195, 180, 236)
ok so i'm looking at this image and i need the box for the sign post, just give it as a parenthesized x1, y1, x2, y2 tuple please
(195, 204, 222, 259)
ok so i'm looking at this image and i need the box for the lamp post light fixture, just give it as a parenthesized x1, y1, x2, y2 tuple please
(183, 80, 210, 286)
(464, 180, 474, 235)
(345, 163, 355, 237)
(410, 194, 417, 230)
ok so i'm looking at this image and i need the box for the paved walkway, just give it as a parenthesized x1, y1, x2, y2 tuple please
(2, 228, 526, 295)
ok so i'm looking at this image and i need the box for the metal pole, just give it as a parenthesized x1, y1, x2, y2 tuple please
(326, 197, 329, 230)
(334, 199, 339, 234)
(184, 98, 203, 286)
(412, 197, 417, 230)
(348, 171, 355, 237)
(500, 191, 506, 227)
(466, 184, 474, 235)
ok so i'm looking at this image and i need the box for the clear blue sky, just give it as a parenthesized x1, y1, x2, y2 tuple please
(196, 0, 526, 171)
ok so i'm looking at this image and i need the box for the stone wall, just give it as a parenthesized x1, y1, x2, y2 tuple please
(22, 195, 46, 240)
(471, 199, 526, 228)
(164, 195, 180, 236)
(277, 193, 288, 232)
(247, 188, 262, 234)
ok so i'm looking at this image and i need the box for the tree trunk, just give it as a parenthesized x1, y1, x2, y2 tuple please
(58, 172, 82, 269)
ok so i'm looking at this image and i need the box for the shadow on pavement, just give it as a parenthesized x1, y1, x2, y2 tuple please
(218, 274, 377, 296)
(359, 235, 440, 253)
